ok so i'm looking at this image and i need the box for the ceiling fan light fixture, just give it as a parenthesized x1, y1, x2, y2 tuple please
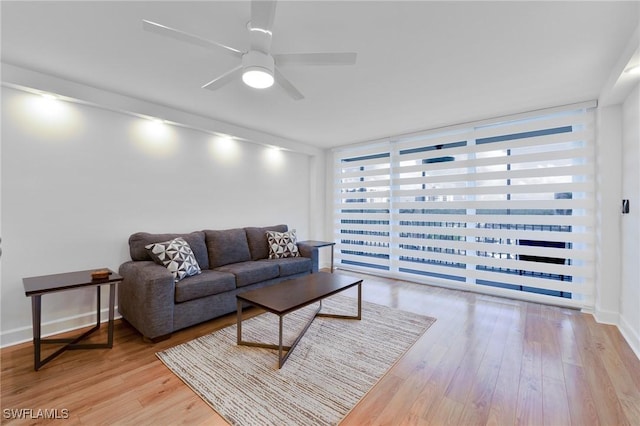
(242, 67, 274, 89)
(242, 50, 275, 89)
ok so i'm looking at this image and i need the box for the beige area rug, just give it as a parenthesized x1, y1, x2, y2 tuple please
(156, 295, 436, 426)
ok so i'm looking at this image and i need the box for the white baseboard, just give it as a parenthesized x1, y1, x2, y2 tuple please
(319, 260, 333, 271)
(594, 306, 620, 325)
(619, 315, 640, 360)
(0, 307, 121, 349)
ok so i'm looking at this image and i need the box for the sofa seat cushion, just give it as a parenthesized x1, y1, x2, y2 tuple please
(216, 261, 279, 288)
(205, 228, 251, 268)
(174, 270, 236, 303)
(260, 258, 312, 277)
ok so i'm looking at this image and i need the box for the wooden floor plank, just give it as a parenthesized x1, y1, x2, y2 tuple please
(515, 339, 543, 426)
(427, 395, 465, 426)
(340, 373, 404, 425)
(542, 375, 571, 426)
(571, 313, 629, 425)
(563, 362, 601, 426)
(586, 314, 640, 424)
(457, 304, 511, 426)
(486, 304, 524, 426)
(1, 271, 638, 425)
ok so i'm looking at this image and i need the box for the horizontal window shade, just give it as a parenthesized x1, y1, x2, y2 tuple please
(335, 145, 392, 272)
(393, 225, 592, 245)
(395, 182, 592, 199)
(386, 213, 593, 227)
(397, 164, 593, 185)
(334, 104, 595, 308)
(394, 199, 591, 210)
(395, 238, 593, 262)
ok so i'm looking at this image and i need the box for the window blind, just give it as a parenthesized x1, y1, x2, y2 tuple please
(334, 103, 595, 308)
(334, 142, 392, 271)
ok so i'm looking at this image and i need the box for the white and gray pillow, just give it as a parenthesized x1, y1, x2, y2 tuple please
(266, 229, 300, 259)
(146, 237, 201, 282)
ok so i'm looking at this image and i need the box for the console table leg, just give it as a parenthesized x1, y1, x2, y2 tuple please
(32, 295, 42, 371)
(95, 286, 101, 328)
(107, 284, 116, 347)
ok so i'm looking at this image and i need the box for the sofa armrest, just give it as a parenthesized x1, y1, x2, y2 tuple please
(118, 260, 175, 340)
(297, 243, 319, 273)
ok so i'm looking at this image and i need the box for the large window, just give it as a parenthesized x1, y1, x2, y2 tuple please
(334, 103, 595, 308)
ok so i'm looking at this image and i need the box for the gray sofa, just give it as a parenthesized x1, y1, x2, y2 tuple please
(118, 224, 318, 341)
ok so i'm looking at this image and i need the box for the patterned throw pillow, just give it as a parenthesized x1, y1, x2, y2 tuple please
(266, 230, 300, 259)
(145, 237, 202, 282)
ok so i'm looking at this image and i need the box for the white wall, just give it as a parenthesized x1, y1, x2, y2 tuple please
(595, 105, 622, 323)
(620, 83, 640, 356)
(1, 85, 317, 347)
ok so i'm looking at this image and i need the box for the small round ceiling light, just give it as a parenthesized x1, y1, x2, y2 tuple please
(242, 50, 274, 89)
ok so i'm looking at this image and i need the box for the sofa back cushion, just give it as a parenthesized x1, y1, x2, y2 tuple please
(245, 224, 288, 260)
(129, 231, 209, 270)
(205, 228, 252, 268)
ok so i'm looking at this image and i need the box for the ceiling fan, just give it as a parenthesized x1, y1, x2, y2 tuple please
(142, 0, 357, 100)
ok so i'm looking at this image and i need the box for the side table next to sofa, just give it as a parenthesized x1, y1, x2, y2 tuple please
(298, 240, 336, 272)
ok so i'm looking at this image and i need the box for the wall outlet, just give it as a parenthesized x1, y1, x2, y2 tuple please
(622, 199, 630, 214)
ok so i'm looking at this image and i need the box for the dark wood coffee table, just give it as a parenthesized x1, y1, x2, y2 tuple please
(236, 272, 362, 368)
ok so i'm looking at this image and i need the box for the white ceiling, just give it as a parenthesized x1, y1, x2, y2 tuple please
(1, 1, 638, 149)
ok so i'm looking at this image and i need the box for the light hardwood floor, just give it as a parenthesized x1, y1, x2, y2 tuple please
(2, 270, 639, 425)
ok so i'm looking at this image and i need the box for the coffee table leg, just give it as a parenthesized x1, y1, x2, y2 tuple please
(278, 316, 284, 368)
(357, 282, 362, 320)
(316, 281, 363, 320)
(236, 298, 293, 366)
(236, 299, 243, 345)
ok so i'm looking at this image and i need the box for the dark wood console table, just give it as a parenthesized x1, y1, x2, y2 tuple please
(23, 268, 123, 371)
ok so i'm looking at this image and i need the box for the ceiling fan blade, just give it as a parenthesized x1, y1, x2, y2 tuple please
(250, 0, 277, 33)
(274, 52, 357, 66)
(202, 65, 243, 90)
(275, 68, 304, 100)
(143, 20, 243, 58)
